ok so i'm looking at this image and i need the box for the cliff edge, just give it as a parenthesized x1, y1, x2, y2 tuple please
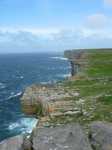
(1, 49, 112, 150)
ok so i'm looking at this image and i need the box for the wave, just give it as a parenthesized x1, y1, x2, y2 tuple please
(0, 83, 6, 89)
(50, 57, 68, 61)
(40, 81, 50, 85)
(19, 76, 24, 79)
(40, 80, 57, 85)
(56, 73, 71, 78)
(7, 92, 22, 100)
(8, 117, 38, 134)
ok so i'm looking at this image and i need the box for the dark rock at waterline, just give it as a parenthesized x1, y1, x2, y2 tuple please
(89, 121, 112, 150)
(32, 124, 92, 150)
(1, 122, 112, 150)
(0, 135, 32, 150)
(23, 136, 32, 150)
(0, 135, 23, 150)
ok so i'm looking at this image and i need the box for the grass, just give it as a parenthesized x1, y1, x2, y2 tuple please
(98, 95, 112, 105)
(86, 51, 112, 77)
(64, 79, 112, 97)
(61, 49, 112, 125)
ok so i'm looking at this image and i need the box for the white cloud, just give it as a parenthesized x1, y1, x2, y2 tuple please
(0, 27, 59, 35)
(86, 13, 108, 28)
(0, 28, 61, 52)
(104, 0, 112, 6)
(0, 26, 112, 53)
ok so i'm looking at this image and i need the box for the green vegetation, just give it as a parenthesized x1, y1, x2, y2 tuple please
(65, 79, 112, 97)
(98, 95, 112, 105)
(36, 102, 44, 117)
(86, 51, 112, 77)
(62, 50, 112, 125)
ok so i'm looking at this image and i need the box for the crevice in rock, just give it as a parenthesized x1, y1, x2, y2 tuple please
(22, 135, 34, 150)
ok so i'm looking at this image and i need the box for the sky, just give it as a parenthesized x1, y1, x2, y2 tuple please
(0, 0, 112, 53)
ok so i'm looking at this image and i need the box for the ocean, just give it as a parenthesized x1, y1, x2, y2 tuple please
(0, 53, 70, 141)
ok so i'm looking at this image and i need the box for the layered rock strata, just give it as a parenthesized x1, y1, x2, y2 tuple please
(64, 50, 87, 76)
(21, 84, 79, 116)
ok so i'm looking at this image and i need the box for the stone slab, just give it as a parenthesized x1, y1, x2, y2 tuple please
(32, 124, 92, 150)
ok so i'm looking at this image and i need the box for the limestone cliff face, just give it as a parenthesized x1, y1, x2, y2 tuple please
(21, 84, 51, 116)
(21, 84, 78, 116)
(21, 50, 88, 117)
(64, 50, 87, 76)
(64, 48, 112, 76)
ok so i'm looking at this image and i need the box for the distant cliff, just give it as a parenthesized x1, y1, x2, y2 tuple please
(64, 48, 112, 76)
(64, 49, 87, 76)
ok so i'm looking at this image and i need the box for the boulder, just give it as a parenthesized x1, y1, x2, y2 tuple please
(32, 124, 92, 150)
(0, 135, 23, 150)
(89, 121, 112, 150)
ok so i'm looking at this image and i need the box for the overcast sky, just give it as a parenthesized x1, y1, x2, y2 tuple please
(0, 0, 112, 53)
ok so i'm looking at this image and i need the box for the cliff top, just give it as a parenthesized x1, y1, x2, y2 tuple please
(21, 49, 112, 127)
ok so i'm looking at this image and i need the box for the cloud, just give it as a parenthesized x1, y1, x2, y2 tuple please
(0, 26, 112, 53)
(104, 0, 112, 6)
(0, 28, 60, 52)
(86, 13, 108, 28)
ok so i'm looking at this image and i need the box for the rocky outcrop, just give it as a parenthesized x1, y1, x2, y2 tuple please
(64, 50, 87, 76)
(0, 135, 32, 150)
(89, 121, 112, 150)
(21, 84, 79, 116)
(0, 135, 24, 150)
(1, 121, 112, 150)
(20, 68, 112, 150)
(32, 124, 92, 150)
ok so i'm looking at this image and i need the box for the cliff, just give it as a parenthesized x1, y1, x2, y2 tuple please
(64, 48, 112, 76)
(20, 48, 112, 125)
(64, 50, 86, 76)
(21, 84, 79, 117)
(1, 49, 112, 150)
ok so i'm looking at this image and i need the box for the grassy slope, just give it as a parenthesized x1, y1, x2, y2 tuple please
(62, 50, 112, 125)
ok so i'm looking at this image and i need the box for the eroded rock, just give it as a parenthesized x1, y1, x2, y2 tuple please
(89, 121, 112, 150)
(32, 124, 92, 150)
(21, 84, 79, 116)
(0, 135, 23, 150)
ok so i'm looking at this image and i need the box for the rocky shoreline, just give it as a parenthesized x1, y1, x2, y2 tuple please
(1, 122, 112, 150)
(0, 49, 112, 150)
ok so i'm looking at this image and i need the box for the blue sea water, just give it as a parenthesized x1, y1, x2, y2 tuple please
(0, 53, 70, 141)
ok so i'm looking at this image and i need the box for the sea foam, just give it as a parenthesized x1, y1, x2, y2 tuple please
(0, 83, 6, 89)
(56, 73, 71, 78)
(7, 92, 22, 100)
(8, 117, 38, 134)
(51, 57, 68, 61)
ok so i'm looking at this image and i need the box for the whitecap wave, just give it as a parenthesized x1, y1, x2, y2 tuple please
(8, 117, 38, 134)
(20, 76, 24, 79)
(40, 80, 57, 85)
(56, 73, 71, 78)
(15, 75, 24, 79)
(51, 57, 68, 61)
(7, 92, 22, 100)
(0, 83, 6, 89)
(40, 81, 50, 85)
